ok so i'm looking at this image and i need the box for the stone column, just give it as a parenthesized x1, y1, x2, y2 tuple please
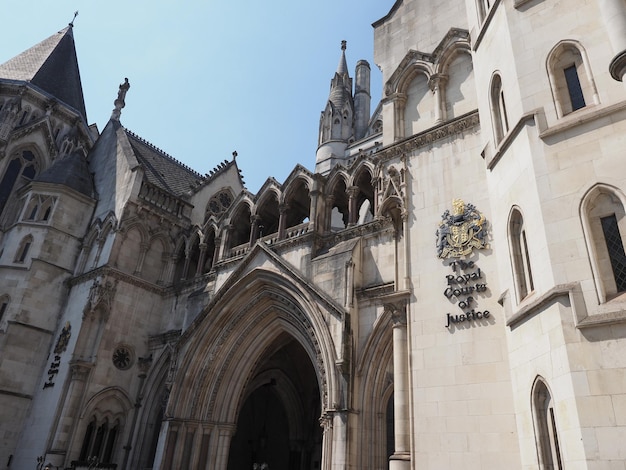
(49, 363, 93, 465)
(387, 302, 411, 470)
(196, 242, 207, 276)
(319, 414, 333, 470)
(347, 186, 360, 227)
(599, 0, 626, 82)
(278, 203, 288, 240)
(159, 422, 179, 470)
(249, 215, 261, 247)
(309, 174, 324, 231)
(393, 94, 407, 141)
(211, 237, 221, 268)
(219, 225, 233, 259)
(120, 356, 151, 470)
(372, 176, 379, 218)
(325, 195, 336, 234)
(331, 411, 348, 469)
(134, 242, 149, 275)
(429, 74, 448, 123)
(213, 425, 236, 470)
(181, 249, 191, 280)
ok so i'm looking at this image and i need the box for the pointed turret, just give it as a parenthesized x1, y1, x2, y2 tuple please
(316, 41, 356, 175)
(0, 25, 87, 120)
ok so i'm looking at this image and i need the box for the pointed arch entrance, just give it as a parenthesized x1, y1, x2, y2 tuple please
(227, 334, 322, 470)
(156, 264, 343, 470)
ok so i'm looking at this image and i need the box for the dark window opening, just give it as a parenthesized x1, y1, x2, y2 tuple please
(0, 302, 7, 321)
(16, 241, 31, 263)
(386, 394, 395, 459)
(522, 230, 534, 292)
(564, 65, 585, 111)
(601, 214, 626, 292)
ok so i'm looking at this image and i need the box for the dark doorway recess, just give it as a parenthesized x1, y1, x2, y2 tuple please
(227, 335, 322, 470)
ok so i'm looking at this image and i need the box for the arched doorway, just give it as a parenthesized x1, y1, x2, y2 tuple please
(227, 334, 322, 470)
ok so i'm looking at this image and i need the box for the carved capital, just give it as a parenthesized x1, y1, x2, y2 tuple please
(83, 277, 117, 320)
(70, 362, 93, 381)
(428, 73, 448, 92)
(138, 354, 153, 375)
(384, 302, 407, 326)
(346, 186, 360, 199)
(379, 291, 411, 327)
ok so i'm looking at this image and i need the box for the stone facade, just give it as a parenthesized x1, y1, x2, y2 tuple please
(1, 1, 626, 469)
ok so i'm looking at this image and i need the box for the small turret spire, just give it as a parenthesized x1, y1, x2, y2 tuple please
(336, 40, 349, 76)
(111, 78, 130, 121)
(69, 11, 78, 27)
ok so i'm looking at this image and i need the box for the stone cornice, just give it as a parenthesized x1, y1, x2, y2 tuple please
(67, 265, 166, 294)
(6, 319, 54, 335)
(356, 282, 396, 301)
(505, 282, 626, 329)
(0, 388, 33, 400)
(316, 218, 395, 254)
(148, 329, 182, 350)
(374, 111, 480, 163)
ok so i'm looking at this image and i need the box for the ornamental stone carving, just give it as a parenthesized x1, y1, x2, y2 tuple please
(436, 199, 488, 259)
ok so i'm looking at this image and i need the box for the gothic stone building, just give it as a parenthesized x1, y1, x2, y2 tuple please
(2, 0, 626, 469)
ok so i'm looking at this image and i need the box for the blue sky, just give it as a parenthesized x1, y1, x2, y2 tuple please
(0, 1, 391, 192)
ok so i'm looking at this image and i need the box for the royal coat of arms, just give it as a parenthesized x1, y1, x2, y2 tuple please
(436, 199, 488, 258)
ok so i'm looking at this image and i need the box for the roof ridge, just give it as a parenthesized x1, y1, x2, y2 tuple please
(123, 127, 204, 179)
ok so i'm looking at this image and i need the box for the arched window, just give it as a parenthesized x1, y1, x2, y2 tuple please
(490, 73, 509, 145)
(509, 208, 534, 302)
(581, 185, 626, 302)
(532, 378, 563, 469)
(0, 295, 9, 323)
(20, 195, 56, 223)
(328, 178, 349, 232)
(0, 150, 39, 216)
(24, 195, 39, 220)
(282, 177, 311, 235)
(354, 167, 375, 226)
(79, 417, 119, 465)
(39, 196, 55, 222)
(228, 202, 252, 250)
(547, 41, 598, 117)
(255, 191, 280, 238)
(14, 235, 33, 263)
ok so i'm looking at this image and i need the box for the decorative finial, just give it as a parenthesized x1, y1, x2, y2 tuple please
(232, 151, 238, 159)
(69, 11, 78, 27)
(341, 40, 347, 51)
(111, 78, 130, 121)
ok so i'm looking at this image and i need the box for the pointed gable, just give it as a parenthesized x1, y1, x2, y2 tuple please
(0, 26, 87, 120)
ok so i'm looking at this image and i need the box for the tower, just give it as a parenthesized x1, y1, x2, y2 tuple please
(315, 41, 355, 174)
(0, 23, 94, 466)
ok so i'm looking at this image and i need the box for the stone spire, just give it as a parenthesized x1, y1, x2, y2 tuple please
(0, 25, 87, 120)
(315, 41, 356, 174)
(328, 40, 353, 114)
(111, 78, 130, 121)
(336, 40, 349, 75)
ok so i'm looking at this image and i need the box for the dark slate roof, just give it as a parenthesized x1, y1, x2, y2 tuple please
(36, 150, 95, 198)
(0, 26, 87, 120)
(124, 129, 205, 198)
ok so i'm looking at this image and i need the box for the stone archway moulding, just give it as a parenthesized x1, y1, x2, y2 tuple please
(167, 268, 343, 424)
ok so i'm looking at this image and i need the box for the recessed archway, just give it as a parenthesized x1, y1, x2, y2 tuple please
(227, 334, 322, 470)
